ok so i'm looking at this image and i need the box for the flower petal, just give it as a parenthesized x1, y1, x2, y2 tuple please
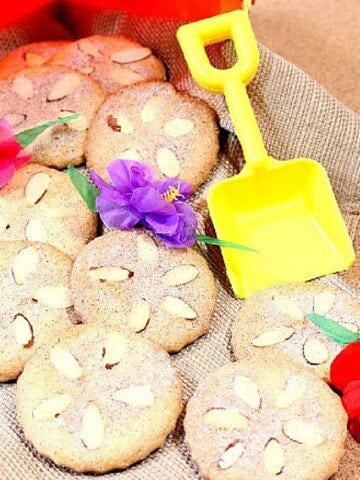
(348, 415, 360, 443)
(13, 149, 31, 169)
(157, 202, 198, 248)
(145, 212, 179, 235)
(342, 380, 360, 419)
(330, 341, 360, 393)
(0, 118, 17, 143)
(131, 186, 174, 214)
(90, 171, 128, 205)
(96, 195, 141, 229)
(158, 177, 193, 200)
(0, 160, 15, 188)
(108, 159, 154, 191)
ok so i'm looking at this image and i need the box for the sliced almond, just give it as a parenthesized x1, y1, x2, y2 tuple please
(264, 439, 284, 475)
(128, 299, 150, 332)
(120, 148, 142, 160)
(88, 266, 131, 282)
(273, 294, 304, 320)
(50, 346, 82, 379)
(313, 291, 336, 315)
(24, 52, 46, 66)
(11, 246, 39, 285)
(283, 419, 325, 446)
(12, 76, 33, 99)
(107, 114, 134, 133)
(78, 38, 101, 57)
(59, 111, 88, 131)
(79, 66, 95, 75)
(12, 314, 33, 347)
(5, 113, 26, 127)
(0, 215, 9, 234)
(275, 375, 307, 408)
(156, 148, 181, 177)
(252, 327, 295, 347)
(203, 409, 248, 430)
(33, 394, 72, 421)
(109, 67, 144, 85)
(102, 332, 126, 368)
(303, 337, 330, 365)
(162, 265, 199, 287)
(25, 218, 47, 242)
(113, 385, 154, 406)
(137, 234, 158, 265)
(163, 118, 194, 137)
(140, 95, 163, 123)
(32, 285, 73, 309)
(80, 404, 104, 450)
(24, 172, 51, 205)
(161, 296, 197, 320)
(110, 47, 151, 64)
(47, 73, 81, 101)
(218, 441, 245, 470)
(233, 375, 261, 410)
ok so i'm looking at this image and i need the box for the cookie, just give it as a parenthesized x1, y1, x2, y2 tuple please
(0, 65, 105, 168)
(0, 163, 97, 258)
(0, 40, 71, 80)
(231, 282, 360, 380)
(47, 35, 166, 94)
(70, 229, 216, 352)
(184, 355, 347, 480)
(0, 240, 73, 381)
(85, 81, 219, 191)
(16, 324, 183, 473)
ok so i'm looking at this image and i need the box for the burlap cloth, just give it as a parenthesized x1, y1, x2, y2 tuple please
(0, 6, 360, 480)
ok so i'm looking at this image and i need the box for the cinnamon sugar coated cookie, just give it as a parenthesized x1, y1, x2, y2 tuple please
(0, 65, 105, 168)
(16, 325, 183, 473)
(70, 230, 216, 352)
(47, 35, 166, 93)
(0, 40, 71, 79)
(184, 356, 347, 480)
(231, 282, 360, 380)
(85, 81, 219, 190)
(0, 241, 73, 381)
(0, 163, 97, 258)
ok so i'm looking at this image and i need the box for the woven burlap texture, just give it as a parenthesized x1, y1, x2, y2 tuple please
(1, 9, 360, 480)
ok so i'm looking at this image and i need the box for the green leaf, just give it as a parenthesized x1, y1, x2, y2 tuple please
(306, 312, 360, 345)
(196, 234, 258, 252)
(15, 114, 80, 148)
(67, 164, 99, 213)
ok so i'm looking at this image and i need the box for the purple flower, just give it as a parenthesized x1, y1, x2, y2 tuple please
(90, 159, 198, 248)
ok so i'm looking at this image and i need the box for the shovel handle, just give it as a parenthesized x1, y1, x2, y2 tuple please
(177, 9, 269, 171)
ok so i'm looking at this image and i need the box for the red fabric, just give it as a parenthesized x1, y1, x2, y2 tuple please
(1, 0, 254, 26)
(0, 0, 54, 27)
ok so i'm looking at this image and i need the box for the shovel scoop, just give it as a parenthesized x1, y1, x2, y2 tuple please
(177, 7, 355, 298)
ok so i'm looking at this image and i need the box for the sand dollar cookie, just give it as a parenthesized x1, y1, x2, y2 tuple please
(47, 35, 166, 94)
(0, 40, 71, 80)
(0, 241, 73, 381)
(184, 355, 347, 480)
(85, 81, 219, 191)
(0, 65, 105, 168)
(16, 325, 183, 473)
(231, 282, 360, 380)
(71, 230, 216, 352)
(0, 163, 97, 258)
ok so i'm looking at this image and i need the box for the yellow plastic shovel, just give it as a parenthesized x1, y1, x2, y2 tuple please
(177, 7, 355, 298)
